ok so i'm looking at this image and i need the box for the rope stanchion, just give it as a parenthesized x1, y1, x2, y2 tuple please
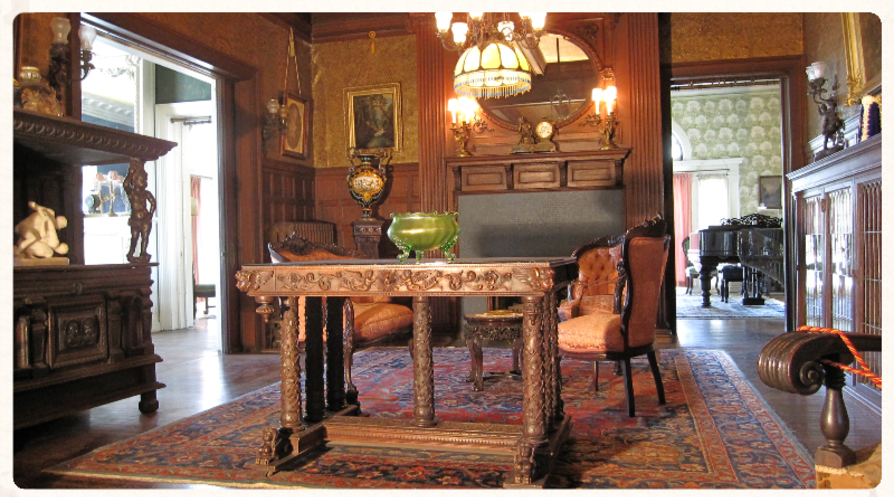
(797, 326, 882, 389)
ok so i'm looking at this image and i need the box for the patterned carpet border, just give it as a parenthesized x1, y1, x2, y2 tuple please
(675, 289, 786, 320)
(47, 348, 815, 489)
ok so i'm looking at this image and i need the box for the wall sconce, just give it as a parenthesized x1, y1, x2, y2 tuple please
(447, 96, 491, 157)
(580, 72, 620, 150)
(806, 61, 845, 161)
(262, 97, 289, 155)
(47, 17, 97, 102)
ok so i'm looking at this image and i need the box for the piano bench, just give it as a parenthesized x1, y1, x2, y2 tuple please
(719, 265, 744, 303)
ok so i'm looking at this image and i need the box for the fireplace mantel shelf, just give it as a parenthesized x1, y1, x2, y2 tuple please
(446, 148, 630, 194)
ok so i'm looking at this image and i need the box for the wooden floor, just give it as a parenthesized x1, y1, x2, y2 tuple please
(11, 304, 882, 489)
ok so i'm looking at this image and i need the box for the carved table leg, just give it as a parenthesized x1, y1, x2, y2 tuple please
(257, 297, 302, 468)
(545, 291, 563, 425)
(326, 297, 347, 412)
(412, 296, 437, 427)
(466, 334, 484, 391)
(510, 295, 547, 485)
(343, 299, 360, 406)
(304, 297, 325, 423)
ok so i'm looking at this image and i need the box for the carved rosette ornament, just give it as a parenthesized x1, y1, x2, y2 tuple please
(346, 147, 392, 219)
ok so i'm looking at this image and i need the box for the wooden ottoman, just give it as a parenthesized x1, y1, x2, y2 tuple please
(463, 310, 523, 391)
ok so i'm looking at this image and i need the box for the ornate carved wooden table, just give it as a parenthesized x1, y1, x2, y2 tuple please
(236, 257, 576, 488)
(463, 310, 523, 391)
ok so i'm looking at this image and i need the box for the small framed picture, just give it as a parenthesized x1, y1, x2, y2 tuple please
(281, 92, 308, 159)
(344, 83, 402, 153)
(759, 175, 782, 209)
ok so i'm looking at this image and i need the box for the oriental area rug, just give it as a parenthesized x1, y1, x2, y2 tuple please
(675, 288, 787, 320)
(48, 348, 815, 489)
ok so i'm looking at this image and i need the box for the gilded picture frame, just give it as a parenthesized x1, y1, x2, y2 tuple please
(345, 83, 402, 153)
(281, 92, 308, 159)
(841, 13, 882, 106)
(759, 175, 782, 210)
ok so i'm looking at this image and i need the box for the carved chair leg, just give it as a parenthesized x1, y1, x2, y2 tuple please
(621, 358, 635, 417)
(647, 351, 666, 405)
(591, 361, 600, 392)
(613, 360, 622, 376)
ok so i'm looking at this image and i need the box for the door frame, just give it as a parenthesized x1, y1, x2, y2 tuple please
(83, 13, 259, 353)
(671, 55, 807, 331)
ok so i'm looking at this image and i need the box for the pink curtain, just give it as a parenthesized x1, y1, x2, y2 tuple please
(191, 176, 201, 284)
(673, 173, 693, 286)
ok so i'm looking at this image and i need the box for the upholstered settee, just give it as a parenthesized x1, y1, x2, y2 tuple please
(268, 234, 414, 393)
(558, 234, 626, 322)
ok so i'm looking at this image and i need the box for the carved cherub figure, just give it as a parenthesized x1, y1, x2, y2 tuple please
(14, 201, 69, 259)
(123, 161, 157, 263)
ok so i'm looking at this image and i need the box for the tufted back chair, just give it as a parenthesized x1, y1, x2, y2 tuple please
(558, 235, 625, 321)
(558, 216, 670, 417)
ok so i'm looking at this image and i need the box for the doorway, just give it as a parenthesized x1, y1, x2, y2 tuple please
(670, 82, 787, 319)
(80, 33, 222, 349)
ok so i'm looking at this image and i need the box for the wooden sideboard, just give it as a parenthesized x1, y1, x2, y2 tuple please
(446, 148, 630, 196)
(787, 133, 881, 413)
(13, 109, 176, 429)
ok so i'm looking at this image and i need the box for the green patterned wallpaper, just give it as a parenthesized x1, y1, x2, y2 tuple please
(671, 86, 784, 215)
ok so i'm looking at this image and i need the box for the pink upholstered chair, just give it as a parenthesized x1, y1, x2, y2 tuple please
(558, 217, 670, 417)
(268, 235, 414, 395)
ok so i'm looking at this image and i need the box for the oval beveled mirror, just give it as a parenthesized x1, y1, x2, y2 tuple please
(477, 29, 602, 131)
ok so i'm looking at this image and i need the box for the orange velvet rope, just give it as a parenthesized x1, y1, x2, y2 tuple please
(797, 326, 882, 389)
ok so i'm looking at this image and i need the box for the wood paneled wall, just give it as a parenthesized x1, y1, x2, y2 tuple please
(314, 163, 420, 256)
(262, 159, 316, 245)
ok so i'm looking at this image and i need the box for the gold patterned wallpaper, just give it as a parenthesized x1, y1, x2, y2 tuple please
(670, 13, 803, 63)
(311, 34, 418, 168)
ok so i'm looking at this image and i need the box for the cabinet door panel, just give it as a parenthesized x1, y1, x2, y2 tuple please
(47, 296, 108, 369)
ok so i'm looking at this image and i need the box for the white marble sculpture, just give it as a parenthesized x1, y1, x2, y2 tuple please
(14, 201, 69, 260)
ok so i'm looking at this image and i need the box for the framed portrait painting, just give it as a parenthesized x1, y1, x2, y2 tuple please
(281, 92, 308, 159)
(759, 176, 782, 209)
(841, 13, 881, 106)
(344, 83, 402, 153)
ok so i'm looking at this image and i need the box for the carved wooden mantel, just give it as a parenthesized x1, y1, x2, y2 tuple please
(447, 149, 631, 197)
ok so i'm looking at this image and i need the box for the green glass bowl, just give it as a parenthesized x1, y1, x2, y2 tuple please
(387, 211, 460, 263)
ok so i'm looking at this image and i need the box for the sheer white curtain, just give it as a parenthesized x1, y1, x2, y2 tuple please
(153, 107, 194, 331)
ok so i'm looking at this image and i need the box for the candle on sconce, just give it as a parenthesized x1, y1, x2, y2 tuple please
(604, 86, 617, 115)
(447, 98, 458, 124)
(591, 88, 603, 115)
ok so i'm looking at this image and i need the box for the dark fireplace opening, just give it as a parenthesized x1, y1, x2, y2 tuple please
(457, 189, 625, 315)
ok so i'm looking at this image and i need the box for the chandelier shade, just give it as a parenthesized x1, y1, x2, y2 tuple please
(454, 40, 532, 99)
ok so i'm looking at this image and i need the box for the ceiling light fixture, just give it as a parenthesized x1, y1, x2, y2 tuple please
(435, 12, 546, 99)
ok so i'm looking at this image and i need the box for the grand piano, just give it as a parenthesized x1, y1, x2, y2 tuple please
(696, 214, 784, 308)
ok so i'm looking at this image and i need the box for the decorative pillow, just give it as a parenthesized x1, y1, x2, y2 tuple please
(353, 302, 414, 342)
(557, 312, 624, 353)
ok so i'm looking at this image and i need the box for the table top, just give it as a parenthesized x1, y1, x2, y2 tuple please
(237, 257, 577, 297)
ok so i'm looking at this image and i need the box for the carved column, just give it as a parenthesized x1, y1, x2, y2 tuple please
(278, 296, 303, 437)
(412, 296, 437, 427)
(512, 295, 547, 485)
(616, 13, 664, 227)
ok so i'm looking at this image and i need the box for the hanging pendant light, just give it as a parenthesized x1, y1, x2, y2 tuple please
(453, 40, 532, 99)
